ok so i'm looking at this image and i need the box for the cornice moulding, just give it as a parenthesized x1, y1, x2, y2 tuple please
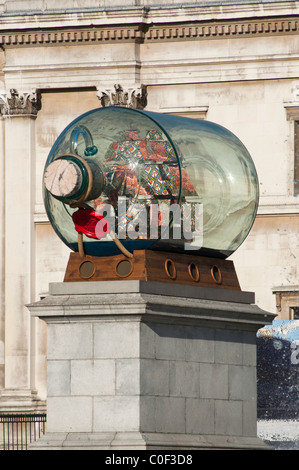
(0, 26, 147, 46)
(0, 7, 149, 29)
(1, 2, 299, 26)
(144, 18, 299, 41)
(1, 2, 299, 47)
(1, 16, 299, 47)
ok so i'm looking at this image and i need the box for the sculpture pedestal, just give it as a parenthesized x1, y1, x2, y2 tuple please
(27, 280, 274, 450)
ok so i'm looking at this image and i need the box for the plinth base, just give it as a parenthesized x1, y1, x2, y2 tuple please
(29, 431, 270, 450)
(27, 280, 274, 451)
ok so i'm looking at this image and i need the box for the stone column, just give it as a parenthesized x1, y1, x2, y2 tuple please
(0, 89, 45, 411)
(27, 280, 274, 450)
(0, 106, 4, 389)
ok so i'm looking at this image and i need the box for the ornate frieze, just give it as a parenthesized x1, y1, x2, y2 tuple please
(1, 17, 299, 47)
(145, 18, 299, 41)
(97, 84, 147, 110)
(0, 88, 41, 117)
(0, 26, 146, 47)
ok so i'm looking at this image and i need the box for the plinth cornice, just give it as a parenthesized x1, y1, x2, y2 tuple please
(27, 280, 275, 331)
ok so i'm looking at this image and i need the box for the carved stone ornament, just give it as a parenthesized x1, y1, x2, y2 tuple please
(0, 89, 41, 117)
(97, 84, 147, 110)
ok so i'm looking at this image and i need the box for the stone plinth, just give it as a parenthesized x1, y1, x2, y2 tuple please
(26, 280, 274, 450)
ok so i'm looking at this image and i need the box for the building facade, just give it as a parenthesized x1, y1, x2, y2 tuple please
(0, 0, 299, 414)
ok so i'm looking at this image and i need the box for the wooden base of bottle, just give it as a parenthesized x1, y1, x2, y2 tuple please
(63, 249, 241, 290)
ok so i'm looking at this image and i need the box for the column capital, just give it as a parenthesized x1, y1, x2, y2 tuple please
(96, 83, 147, 110)
(0, 88, 41, 118)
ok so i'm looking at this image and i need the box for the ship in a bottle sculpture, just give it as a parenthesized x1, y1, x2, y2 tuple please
(43, 106, 259, 287)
